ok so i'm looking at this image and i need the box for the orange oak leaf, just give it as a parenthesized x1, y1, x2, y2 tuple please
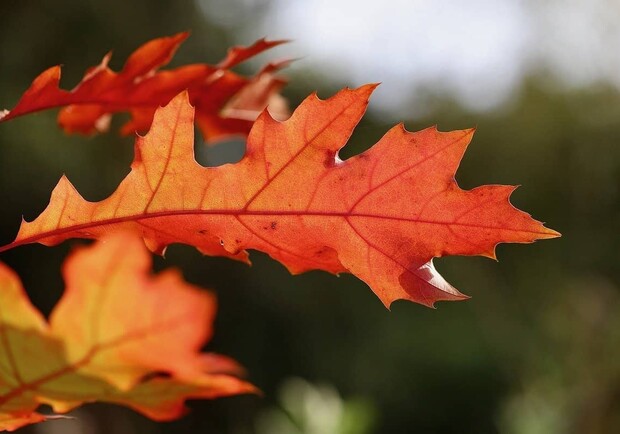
(0, 87, 559, 308)
(0, 233, 255, 432)
(0, 33, 288, 143)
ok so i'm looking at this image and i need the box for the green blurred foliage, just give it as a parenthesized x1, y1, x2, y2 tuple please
(256, 377, 376, 434)
(0, 1, 619, 433)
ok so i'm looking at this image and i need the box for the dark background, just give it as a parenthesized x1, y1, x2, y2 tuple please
(1, 1, 619, 433)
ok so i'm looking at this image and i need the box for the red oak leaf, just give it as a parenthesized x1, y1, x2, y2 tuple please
(0, 33, 288, 143)
(0, 87, 559, 307)
(0, 234, 255, 431)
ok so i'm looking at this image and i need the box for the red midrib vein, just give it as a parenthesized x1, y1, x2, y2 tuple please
(0, 208, 553, 253)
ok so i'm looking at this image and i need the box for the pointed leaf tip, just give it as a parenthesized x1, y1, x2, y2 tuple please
(166, 89, 193, 108)
(541, 226, 562, 239)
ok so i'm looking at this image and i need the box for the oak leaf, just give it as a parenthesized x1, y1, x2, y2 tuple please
(0, 233, 255, 431)
(0, 33, 288, 143)
(0, 87, 559, 307)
